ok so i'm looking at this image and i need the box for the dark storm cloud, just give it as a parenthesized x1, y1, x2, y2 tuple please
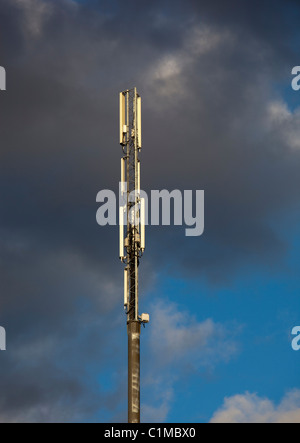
(1, 0, 300, 421)
(0, 227, 128, 422)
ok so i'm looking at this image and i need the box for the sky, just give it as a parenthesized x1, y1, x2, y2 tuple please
(0, 0, 299, 423)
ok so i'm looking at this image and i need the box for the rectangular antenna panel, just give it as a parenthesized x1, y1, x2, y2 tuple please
(119, 92, 126, 145)
(119, 205, 125, 259)
(124, 268, 128, 307)
(140, 198, 145, 251)
(137, 96, 142, 148)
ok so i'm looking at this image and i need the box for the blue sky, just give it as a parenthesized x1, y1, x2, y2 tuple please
(137, 196, 300, 422)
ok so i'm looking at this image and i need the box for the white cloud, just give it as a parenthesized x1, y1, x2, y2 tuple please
(12, 0, 53, 36)
(148, 300, 238, 367)
(210, 390, 300, 423)
(153, 56, 183, 81)
(142, 300, 239, 422)
(151, 25, 223, 82)
(146, 25, 232, 98)
(11, 0, 78, 38)
(267, 101, 300, 150)
(143, 389, 173, 423)
(186, 26, 229, 57)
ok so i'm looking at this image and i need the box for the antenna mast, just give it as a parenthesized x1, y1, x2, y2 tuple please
(119, 88, 148, 423)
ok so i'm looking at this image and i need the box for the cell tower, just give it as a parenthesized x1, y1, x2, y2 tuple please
(119, 88, 148, 424)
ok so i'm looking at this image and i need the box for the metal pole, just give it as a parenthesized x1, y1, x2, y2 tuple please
(127, 320, 141, 423)
(119, 88, 147, 424)
(128, 88, 140, 423)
